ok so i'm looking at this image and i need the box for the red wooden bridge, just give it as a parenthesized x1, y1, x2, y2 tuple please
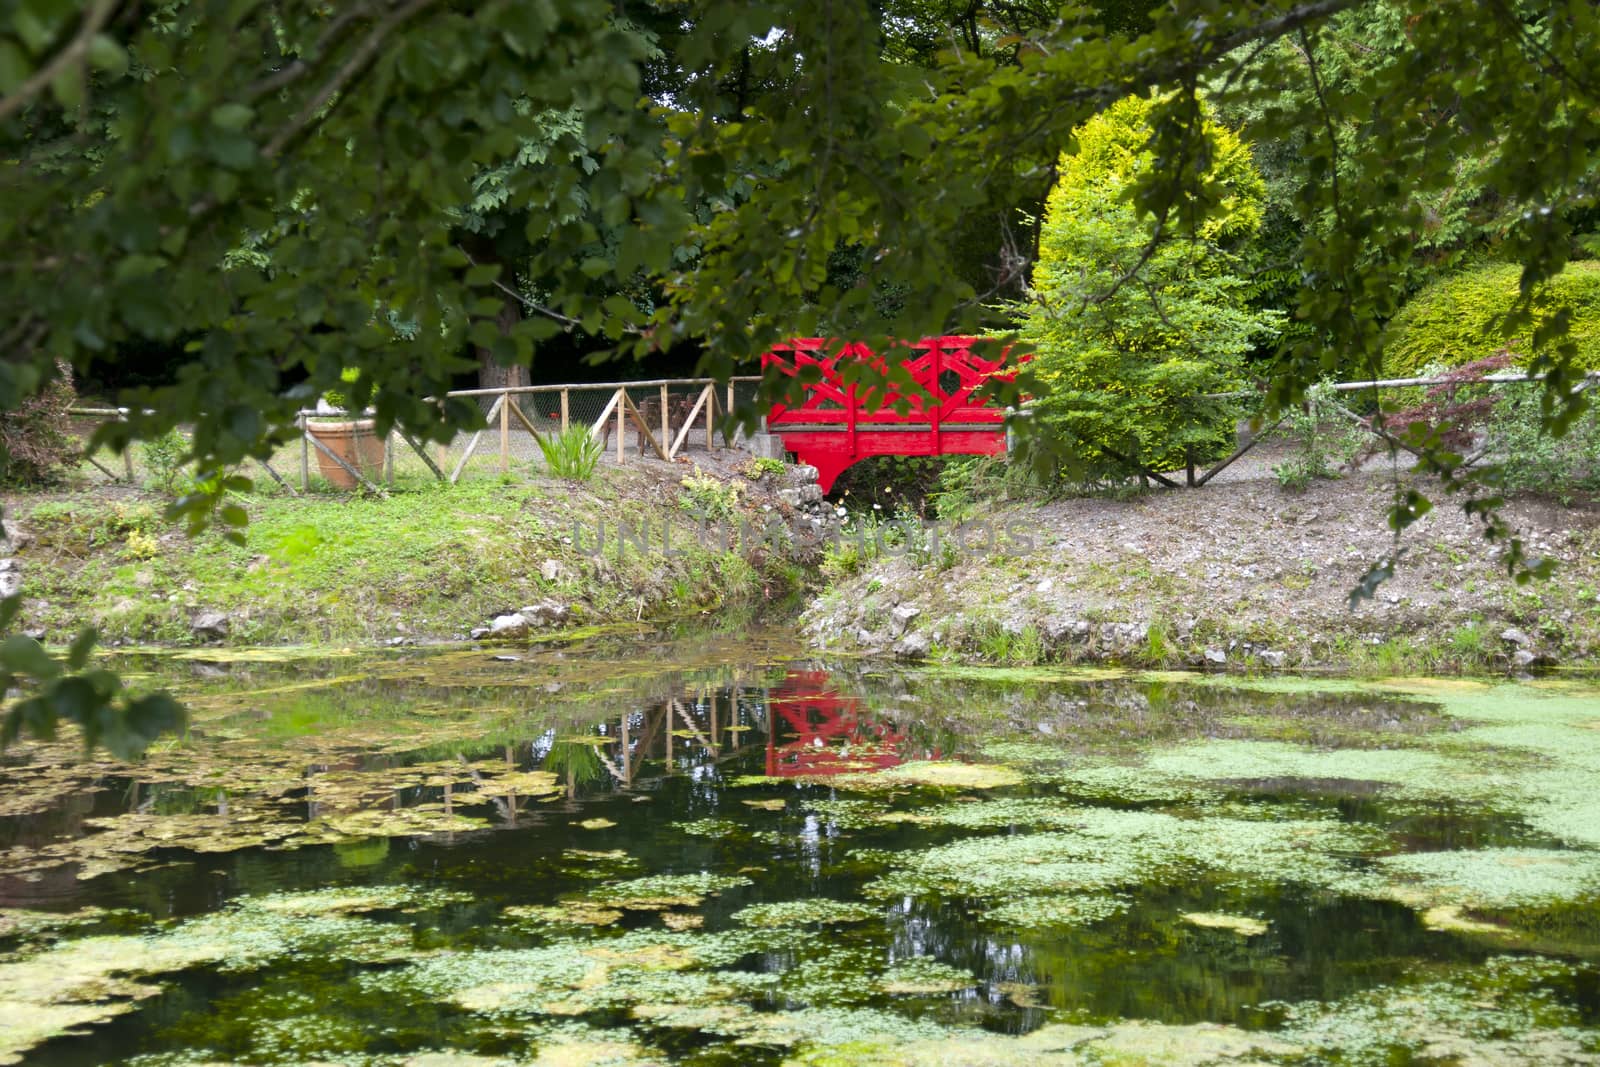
(760, 337, 1018, 493)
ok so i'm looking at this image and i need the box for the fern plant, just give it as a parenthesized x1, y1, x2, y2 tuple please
(535, 425, 603, 481)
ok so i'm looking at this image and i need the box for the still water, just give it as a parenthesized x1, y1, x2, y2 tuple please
(2, 628, 1598, 1064)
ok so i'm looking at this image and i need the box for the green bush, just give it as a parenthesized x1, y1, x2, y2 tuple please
(141, 427, 192, 496)
(1021, 94, 1279, 480)
(1489, 383, 1600, 497)
(321, 367, 364, 412)
(1383, 261, 1600, 378)
(1270, 381, 1367, 490)
(535, 425, 602, 481)
(678, 465, 746, 520)
(928, 455, 1050, 521)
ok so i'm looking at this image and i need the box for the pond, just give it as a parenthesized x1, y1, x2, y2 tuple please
(2, 627, 1599, 1065)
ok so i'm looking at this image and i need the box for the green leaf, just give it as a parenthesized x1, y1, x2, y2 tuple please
(0, 634, 59, 679)
(0, 595, 21, 633)
(0, 39, 30, 93)
(66, 627, 97, 671)
(210, 102, 255, 131)
(49, 64, 81, 108)
(1348, 557, 1397, 610)
(86, 33, 127, 77)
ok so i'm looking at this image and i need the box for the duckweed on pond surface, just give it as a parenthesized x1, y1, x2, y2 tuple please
(1, 632, 1598, 1064)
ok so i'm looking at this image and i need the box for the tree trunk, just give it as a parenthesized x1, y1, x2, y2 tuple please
(476, 297, 526, 413)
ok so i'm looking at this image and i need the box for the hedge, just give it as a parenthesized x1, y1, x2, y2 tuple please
(1382, 261, 1600, 378)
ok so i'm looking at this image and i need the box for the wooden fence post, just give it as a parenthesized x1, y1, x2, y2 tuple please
(299, 413, 309, 491)
(560, 389, 569, 434)
(500, 389, 511, 471)
(615, 390, 626, 463)
(660, 384, 670, 455)
(119, 409, 134, 482)
(706, 384, 716, 450)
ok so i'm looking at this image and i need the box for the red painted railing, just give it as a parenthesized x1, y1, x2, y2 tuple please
(760, 337, 1018, 492)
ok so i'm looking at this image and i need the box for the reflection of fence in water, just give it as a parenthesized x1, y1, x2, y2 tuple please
(546, 682, 774, 793)
(536, 670, 910, 793)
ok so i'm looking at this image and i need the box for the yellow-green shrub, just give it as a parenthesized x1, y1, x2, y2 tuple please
(1382, 261, 1600, 377)
(1022, 95, 1278, 478)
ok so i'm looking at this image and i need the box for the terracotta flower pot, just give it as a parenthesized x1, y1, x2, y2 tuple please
(307, 419, 385, 488)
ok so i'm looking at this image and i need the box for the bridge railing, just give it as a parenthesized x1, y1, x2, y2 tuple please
(762, 336, 1018, 430)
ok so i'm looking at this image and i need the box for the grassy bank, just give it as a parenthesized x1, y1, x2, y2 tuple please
(5, 465, 811, 647)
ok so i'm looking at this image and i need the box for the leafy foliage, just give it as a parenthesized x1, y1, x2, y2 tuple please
(1209, 1, 1504, 329)
(534, 425, 603, 482)
(1021, 95, 1279, 479)
(679, 465, 746, 521)
(1270, 381, 1367, 490)
(5, 0, 1600, 750)
(1383, 262, 1600, 378)
(0, 599, 185, 759)
(1489, 385, 1600, 497)
(140, 427, 191, 496)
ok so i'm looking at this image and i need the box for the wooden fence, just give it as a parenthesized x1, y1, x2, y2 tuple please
(67, 369, 1598, 493)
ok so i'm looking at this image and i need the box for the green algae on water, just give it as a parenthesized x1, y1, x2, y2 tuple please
(878, 957, 976, 995)
(583, 873, 753, 910)
(1181, 912, 1270, 937)
(733, 899, 880, 928)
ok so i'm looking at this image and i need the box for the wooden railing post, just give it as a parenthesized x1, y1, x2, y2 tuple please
(660, 383, 670, 455)
(705, 384, 715, 451)
(560, 389, 569, 433)
(615, 389, 626, 463)
(500, 389, 511, 471)
(119, 408, 134, 482)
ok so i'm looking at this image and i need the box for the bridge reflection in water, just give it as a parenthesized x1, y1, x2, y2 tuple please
(764, 669, 910, 778)
(534, 668, 941, 797)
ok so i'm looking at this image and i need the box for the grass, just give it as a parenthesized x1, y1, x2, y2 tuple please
(11, 469, 807, 647)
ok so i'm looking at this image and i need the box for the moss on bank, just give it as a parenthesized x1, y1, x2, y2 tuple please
(5, 466, 811, 647)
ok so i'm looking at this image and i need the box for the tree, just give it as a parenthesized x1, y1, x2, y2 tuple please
(4, 0, 1600, 751)
(1021, 94, 1278, 482)
(1207, 0, 1507, 344)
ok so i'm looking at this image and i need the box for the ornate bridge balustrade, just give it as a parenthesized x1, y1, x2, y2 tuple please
(761, 337, 1020, 492)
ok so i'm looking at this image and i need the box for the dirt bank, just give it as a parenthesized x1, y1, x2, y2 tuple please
(804, 448, 1600, 673)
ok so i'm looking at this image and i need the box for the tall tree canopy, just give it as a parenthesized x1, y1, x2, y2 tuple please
(4, 0, 1600, 748)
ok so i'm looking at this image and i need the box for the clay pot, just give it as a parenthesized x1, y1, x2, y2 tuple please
(306, 419, 385, 488)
